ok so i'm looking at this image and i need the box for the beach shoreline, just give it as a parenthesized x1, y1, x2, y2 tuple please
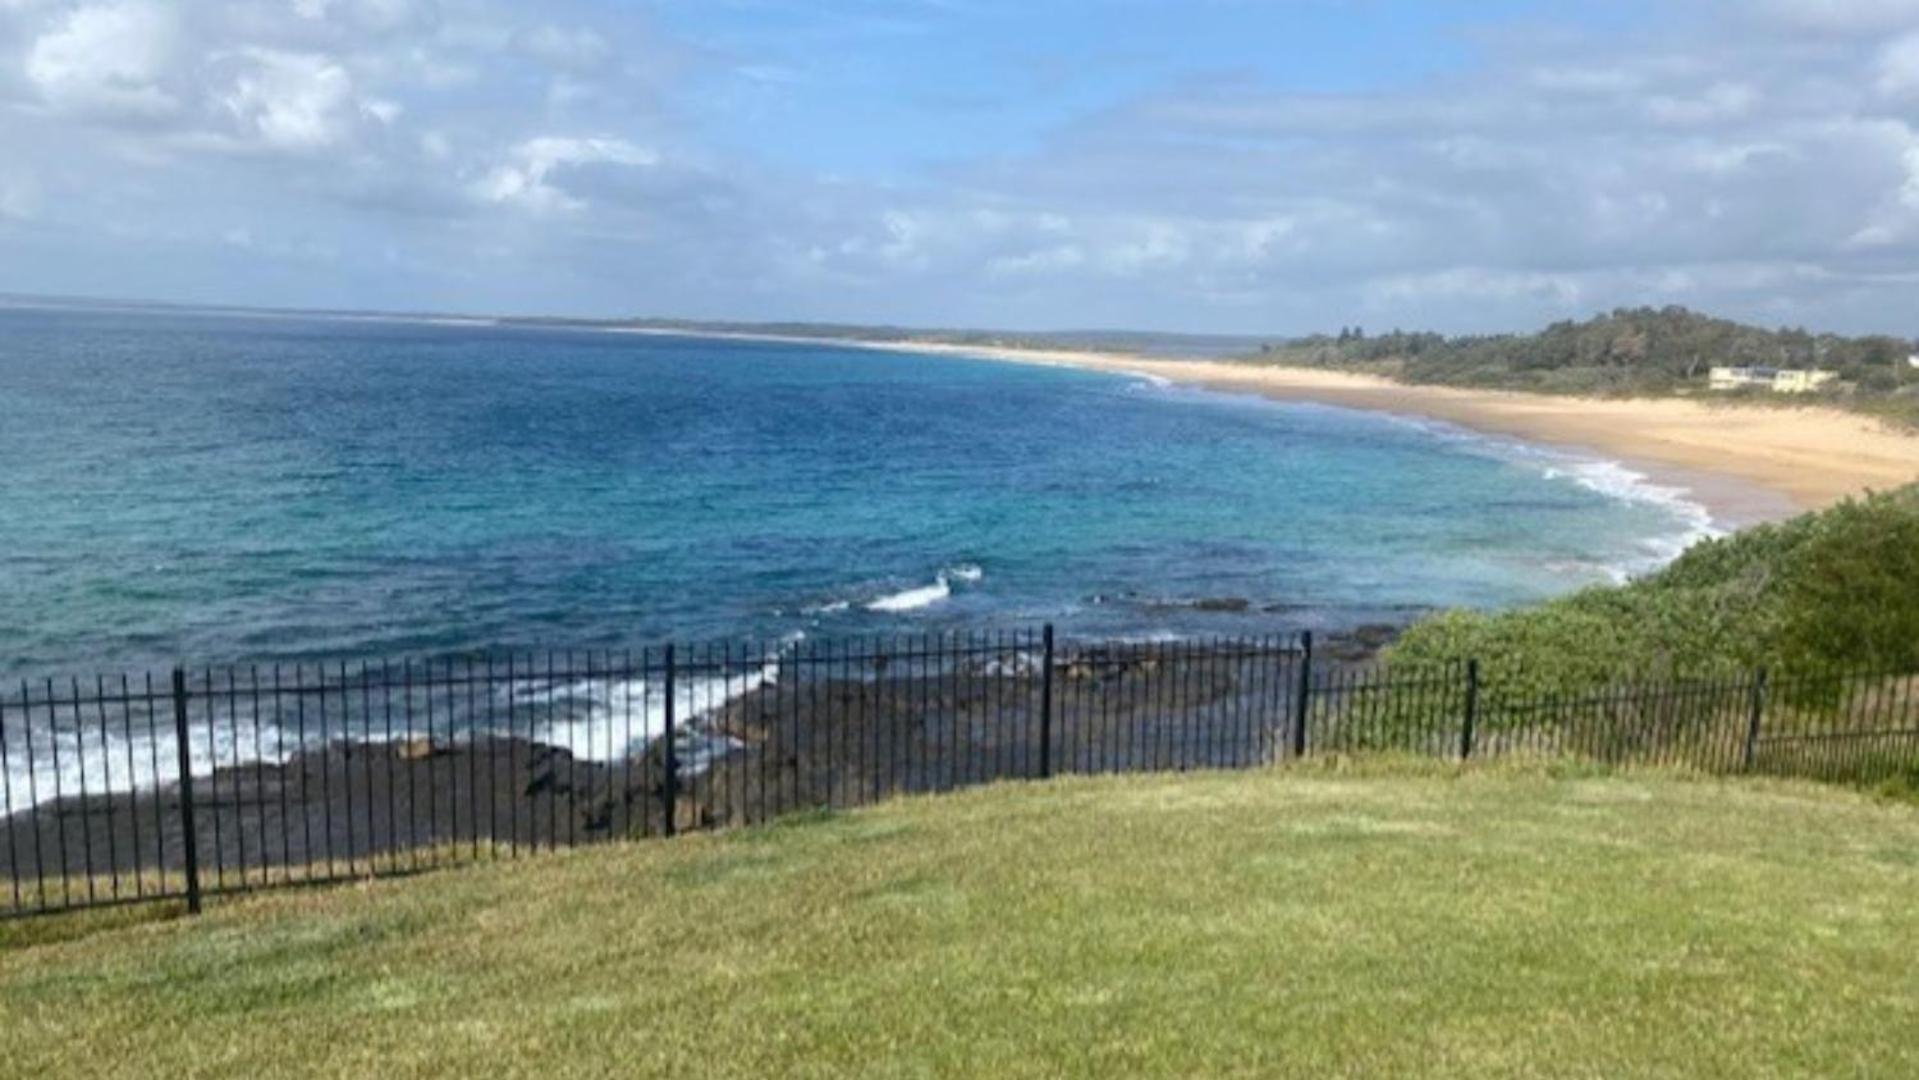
(818, 338, 1919, 526)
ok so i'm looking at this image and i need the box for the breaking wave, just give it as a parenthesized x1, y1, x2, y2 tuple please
(1539, 460, 1724, 581)
(865, 564, 983, 613)
(1, 642, 801, 815)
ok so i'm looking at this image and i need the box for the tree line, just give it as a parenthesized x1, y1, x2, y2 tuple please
(1257, 306, 1919, 404)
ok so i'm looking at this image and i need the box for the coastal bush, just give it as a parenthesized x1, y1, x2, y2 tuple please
(1390, 484, 1919, 695)
(1251, 306, 1919, 421)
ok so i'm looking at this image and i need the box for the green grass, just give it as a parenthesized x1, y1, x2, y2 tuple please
(5, 761, 1918, 1077)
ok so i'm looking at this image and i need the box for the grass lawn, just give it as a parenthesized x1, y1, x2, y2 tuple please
(3, 760, 1918, 1077)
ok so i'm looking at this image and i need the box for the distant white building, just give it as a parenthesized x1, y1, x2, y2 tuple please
(1708, 366, 1838, 394)
(1909, 354, 1919, 370)
(1708, 366, 1771, 391)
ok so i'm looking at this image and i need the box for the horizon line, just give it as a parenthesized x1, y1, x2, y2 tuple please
(4, 288, 1913, 348)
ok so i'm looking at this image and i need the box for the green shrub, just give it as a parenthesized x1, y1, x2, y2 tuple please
(1390, 485, 1919, 694)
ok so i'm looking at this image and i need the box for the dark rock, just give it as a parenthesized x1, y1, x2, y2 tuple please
(1191, 597, 1252, 613)
(1351, 623, 1402, 648)
(525, 766, 573, 797)
(582, 800, 615, 832)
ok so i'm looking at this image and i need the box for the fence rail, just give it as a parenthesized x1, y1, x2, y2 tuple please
(3, 629, 1915, 920)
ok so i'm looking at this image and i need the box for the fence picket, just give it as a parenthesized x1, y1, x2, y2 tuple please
(1, 633, 1914, 920)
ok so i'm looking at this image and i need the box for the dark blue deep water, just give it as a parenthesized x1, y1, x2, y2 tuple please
(0, 304, 1714, 677)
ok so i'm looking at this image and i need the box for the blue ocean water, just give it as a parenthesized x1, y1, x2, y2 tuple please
(0, 303, 1715, 677)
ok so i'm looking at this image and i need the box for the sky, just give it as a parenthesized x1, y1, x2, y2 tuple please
(2, 0, 1919, 336)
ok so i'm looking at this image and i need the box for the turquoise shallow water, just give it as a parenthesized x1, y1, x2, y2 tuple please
(0, 304, 1714, 677)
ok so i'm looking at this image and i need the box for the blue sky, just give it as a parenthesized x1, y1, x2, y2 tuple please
(2, 0, 1917, 334)
(656, 1, 1586, 174)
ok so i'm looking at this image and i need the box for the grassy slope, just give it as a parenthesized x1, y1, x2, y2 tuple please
(3, 762, 1917, 1078)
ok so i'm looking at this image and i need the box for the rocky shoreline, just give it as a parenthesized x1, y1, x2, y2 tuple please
(1, 628, 1403, 903)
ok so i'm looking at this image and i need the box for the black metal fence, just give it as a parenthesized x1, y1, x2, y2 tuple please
(3, 628, 1916, 920)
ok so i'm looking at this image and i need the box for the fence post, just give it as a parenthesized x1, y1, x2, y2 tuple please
(1038, 624, 1055, 780)
(1460, 659, 1480, 761)
(1291, 631, 1314, 760)
(661, 645, 678, 837)
(1743, 667, 1768, 772)
(170, 668, 202, 916)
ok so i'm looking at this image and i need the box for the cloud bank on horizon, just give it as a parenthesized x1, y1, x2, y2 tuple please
(1, 0, 1917, 335)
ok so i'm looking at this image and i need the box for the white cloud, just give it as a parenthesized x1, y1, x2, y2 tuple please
(475, 136, 660, 214)
(1846, 127, 1919, 246)
(220, 49, 356, 151)
(361, 98, 401, 125)
(25, 1, 180, 117)
(1101, 222, 1191, 276)
(291, 0, 430, 32)
(4, 0, 1919, 332)
(988, 244, 1085, 276)
(1751, 0, 1919, 33)
(1879, 32, 1919, 96)
(1645, 82, 1759, 126)
(1367, 266, 1583, 307)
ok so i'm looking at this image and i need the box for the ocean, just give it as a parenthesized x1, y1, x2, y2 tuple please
(0, 302, 1717, 680)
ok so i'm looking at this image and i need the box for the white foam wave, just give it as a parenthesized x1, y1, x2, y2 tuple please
(510, 653, 780, 763)
(1, 646, 794, 815)
(1369, 410, 1724, 581)
(1540, 460, 1725, 581)
(864, 564, 983, 613)
(980, 651, 1044, 677)
(2, 717, 304, 817)
(867, 579, 950, 613)
(1123, 370, 1175, 389)
(1110, 630, 1186, 644)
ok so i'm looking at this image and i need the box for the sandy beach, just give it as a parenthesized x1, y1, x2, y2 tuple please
(853, 340, 1919, 523)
